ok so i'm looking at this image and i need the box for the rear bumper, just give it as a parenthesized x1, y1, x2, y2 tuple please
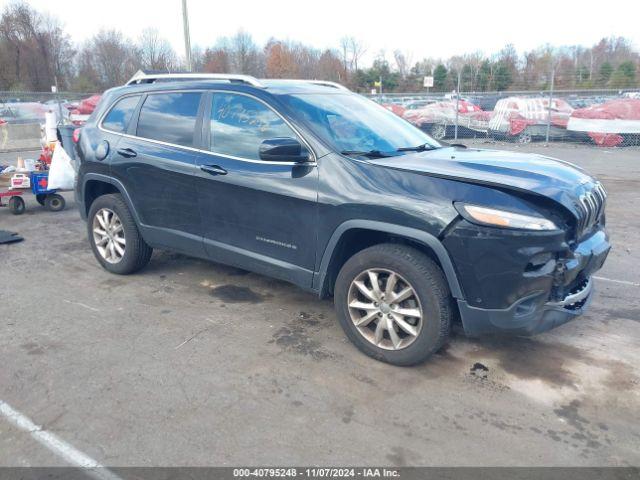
(456, 229, 610, 336)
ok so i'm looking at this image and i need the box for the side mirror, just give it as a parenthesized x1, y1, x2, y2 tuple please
(259, 137, 310, 162)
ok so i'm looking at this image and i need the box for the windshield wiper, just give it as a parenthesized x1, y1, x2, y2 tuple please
(340, 149, 393, 158)
(396, 143, 439, 152)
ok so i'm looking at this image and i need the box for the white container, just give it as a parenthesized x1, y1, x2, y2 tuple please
(45, 111, 58, 142)
(10, 173, 31, 189)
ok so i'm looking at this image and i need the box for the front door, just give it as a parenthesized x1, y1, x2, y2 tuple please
(195, 92, 318, 287)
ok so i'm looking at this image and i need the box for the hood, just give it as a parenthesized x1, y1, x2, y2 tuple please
(367, 147, 597, 217)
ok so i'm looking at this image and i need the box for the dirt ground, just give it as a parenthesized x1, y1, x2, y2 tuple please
(0, 143, 638, 467)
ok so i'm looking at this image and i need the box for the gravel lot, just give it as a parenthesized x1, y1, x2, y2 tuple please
(0, 143, 639, 467)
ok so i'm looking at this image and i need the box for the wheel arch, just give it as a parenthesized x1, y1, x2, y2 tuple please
(314, 220, 464, 300)
(81, 174, 141, 226)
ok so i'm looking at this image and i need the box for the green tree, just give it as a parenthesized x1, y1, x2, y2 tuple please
(461, 64, 474, 92)
(493, 61, 513, 91)
(433, 64, 447, 91)
(477, 60, 492, 91)
(598, 62, 613, 87)
(608, 61, 637, 88)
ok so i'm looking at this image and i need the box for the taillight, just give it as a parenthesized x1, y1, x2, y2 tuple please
(72, 128, 81, 143)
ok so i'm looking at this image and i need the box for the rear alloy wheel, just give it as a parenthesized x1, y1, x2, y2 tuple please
(92, 208, 126, 264)
(335, 243, 452, 366)
(87, 193, 152, 274)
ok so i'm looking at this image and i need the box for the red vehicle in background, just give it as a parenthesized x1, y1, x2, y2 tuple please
(69, 94, 101, 125)
(403, 100, 486, 139)
(382, 103, 406, 117)
(567, 98, 640, 147)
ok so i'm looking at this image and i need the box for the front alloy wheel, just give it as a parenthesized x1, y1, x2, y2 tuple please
(92, 208, 126, 264)
(334, 243, 452, 366)
(348, 268, 423, 350)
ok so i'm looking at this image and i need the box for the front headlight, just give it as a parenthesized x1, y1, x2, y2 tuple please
(456, 204, 558, 231)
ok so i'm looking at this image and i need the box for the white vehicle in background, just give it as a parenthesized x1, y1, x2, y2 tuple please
(402, 99, 488, 139)
(488, 96, 581, 143)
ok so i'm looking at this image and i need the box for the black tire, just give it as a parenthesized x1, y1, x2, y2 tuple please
(87, 193, 152, 274)
(516, 129, 532, 144)
(44, 193, 65, 212)
(36, 194, 46, 206)
(8, 196, 25, 215)
(334, 243, 452, 366)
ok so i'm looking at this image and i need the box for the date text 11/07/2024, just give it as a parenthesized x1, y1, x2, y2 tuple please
(232, 468, 400, 478)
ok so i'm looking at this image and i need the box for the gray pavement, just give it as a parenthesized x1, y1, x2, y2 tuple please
(0, 143, 638, 467)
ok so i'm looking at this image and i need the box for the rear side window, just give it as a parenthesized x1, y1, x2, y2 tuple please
(209, 93, 297, 160)
(136, 92, 202, 147)
(102, 95, 140, 133)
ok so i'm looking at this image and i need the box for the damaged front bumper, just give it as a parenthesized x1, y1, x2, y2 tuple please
(444, 223, 610, 336)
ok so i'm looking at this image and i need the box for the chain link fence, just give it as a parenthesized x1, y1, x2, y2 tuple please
(2, 84, 640, 152)
(0, 91, 95, 152)
(369, 85, 640, 148)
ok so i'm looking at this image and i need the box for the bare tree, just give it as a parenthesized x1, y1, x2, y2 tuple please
(339, 37, 350, 77)
(348, 37, 366, 73)
(0, 2, 43, 89)
(393, 50, 412, 79)
(138, 28, 176, 72)
(229, 30, 262, 75)
(40, 14, 74, 89)
(316, 49, 345, 82)
(202, 46, 231, 73)
(79, 30, 138, 89)
(191, 45, 204, 72)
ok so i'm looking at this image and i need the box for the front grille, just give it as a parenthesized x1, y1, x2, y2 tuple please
(576, 183, 606, 237)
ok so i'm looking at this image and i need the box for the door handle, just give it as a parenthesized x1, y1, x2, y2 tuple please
(116, 147, 137, 158)
(200, 164, 228, 176)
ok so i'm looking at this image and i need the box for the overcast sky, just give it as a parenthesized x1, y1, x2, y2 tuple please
(13, 0, 640, 65)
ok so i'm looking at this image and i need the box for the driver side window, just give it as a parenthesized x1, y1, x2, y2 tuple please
(210, 93, 297, 160)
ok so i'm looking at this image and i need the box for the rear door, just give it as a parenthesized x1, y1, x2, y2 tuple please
(194, 91, 319, 286)
(81, 94, 141, 179)
(110, 91, 205, 256)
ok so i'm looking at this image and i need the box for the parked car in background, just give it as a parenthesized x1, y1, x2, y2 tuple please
(76, 73, 610, 366)
(404, 99, 440, 111)
(568, 98, 640, 147)
(403, 100, 487, 139)
(69, 94, 102, 125)
(382, 103, 406, 117)
(0, 102, 48, 125)
(467, 94, 510, 111)
(488, 97, 582, 143)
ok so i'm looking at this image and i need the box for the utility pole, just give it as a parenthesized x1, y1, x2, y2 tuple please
(454, 70, 461, 140)
(545, 67, 555, 143)
(182, 0, 192, 72)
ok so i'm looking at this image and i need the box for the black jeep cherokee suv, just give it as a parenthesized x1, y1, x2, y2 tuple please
(76, 73, 610, 366)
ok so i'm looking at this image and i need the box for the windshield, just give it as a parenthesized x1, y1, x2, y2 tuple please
(280, 93, 441, 156)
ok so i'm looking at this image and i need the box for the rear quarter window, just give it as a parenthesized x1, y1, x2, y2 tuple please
(101, 95, 140, 133)
(136, 92, 202, 147)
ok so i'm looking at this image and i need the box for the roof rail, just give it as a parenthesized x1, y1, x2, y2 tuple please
(305, 80, 350, 91)
(262, 79, 350, 91)
(125, 72, 265, 88)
